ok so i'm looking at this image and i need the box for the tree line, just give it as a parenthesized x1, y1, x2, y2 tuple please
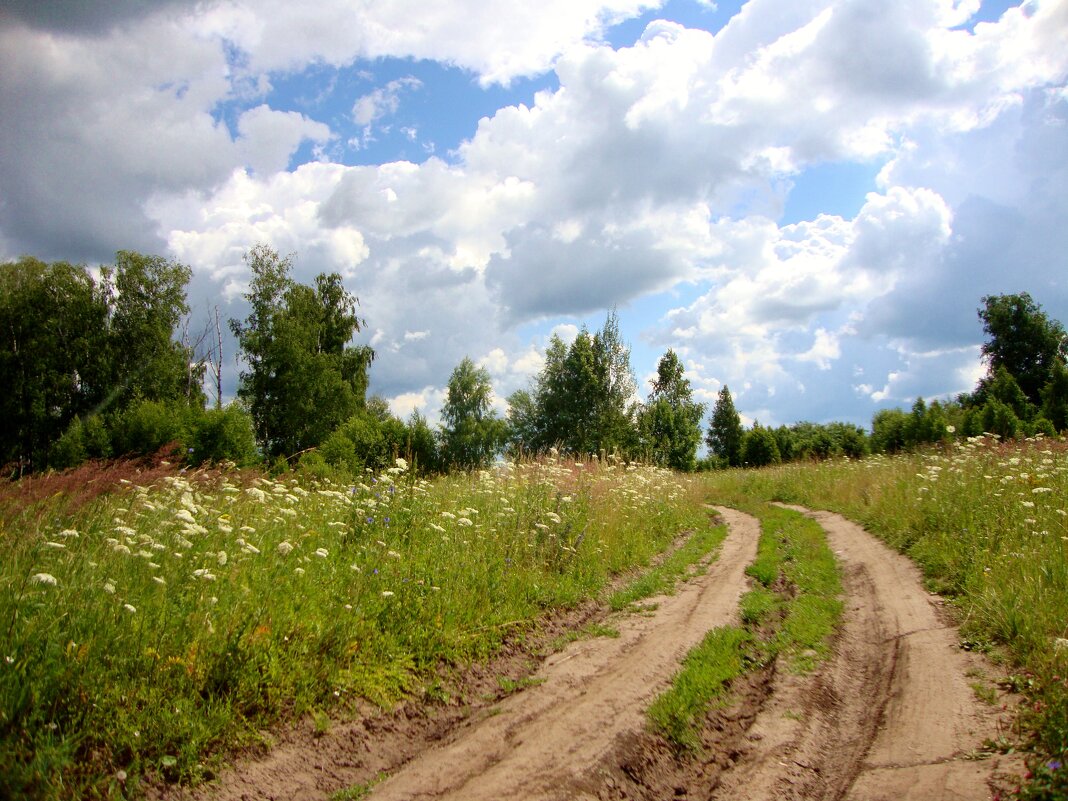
(2, 245, 1065, 478)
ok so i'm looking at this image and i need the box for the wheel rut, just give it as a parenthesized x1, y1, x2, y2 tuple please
(710, 505, 1022, 801)
(367, 507, 760, 801)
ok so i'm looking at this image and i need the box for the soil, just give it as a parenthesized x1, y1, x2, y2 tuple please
(157, 505, 1025, 801)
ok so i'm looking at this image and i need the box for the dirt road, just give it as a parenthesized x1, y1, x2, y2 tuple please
(368, 507, 759, 801)
(184, 505, 1021, 801)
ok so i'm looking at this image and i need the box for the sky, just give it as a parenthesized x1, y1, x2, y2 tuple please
(1, 0, 1067, 431)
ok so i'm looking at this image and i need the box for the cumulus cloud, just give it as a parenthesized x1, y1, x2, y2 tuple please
(3, 0, 1066, 429)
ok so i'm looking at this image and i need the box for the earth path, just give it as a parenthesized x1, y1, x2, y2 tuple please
(709, 505, 1021, 801)
(366, 506, 760, 801)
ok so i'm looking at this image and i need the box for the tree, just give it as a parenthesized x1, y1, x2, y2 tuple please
(506, 310, 639, 458)
(639, 350, 705, 471)
(706, 386, 743, 467)
(741, 423, 780, 467)
(1041, 358, 1068, 432)
(978, 293, 1067, 406)
(441, 357, 506, 470)
(108, 251, 199, 407)
(230, 244, 372, 458)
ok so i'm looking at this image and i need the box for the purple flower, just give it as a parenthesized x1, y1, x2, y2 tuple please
(366, 517, 374, 524)
(373, 568, 379, 575)
(1049, 760, 1063, 771)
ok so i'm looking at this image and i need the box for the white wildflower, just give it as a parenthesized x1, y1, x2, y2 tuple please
(381, 590, 395, 598)
(175, 509, 196, 525)
(217, 551, 228, 566)
(152, 576, 166, 586)
(123, 604, 137, 614)
(30, 573, 58, 587)
(457, 517, 473, 527)
(277, 541, 294, 556)
(192, 569, 216, 581)
(103, 581, 116, 594)
(43, 541, 66, 550)
(57, 528, 79, 538)
(314, 548, 329, 559)
(294, 567, 305, 576)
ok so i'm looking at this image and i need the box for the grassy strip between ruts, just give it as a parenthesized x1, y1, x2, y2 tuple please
(648, 502, 842, 753)
(607, 519, 727, 611)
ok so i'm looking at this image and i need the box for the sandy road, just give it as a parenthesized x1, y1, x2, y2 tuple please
(367, 507, 759, 801)
(712, 506, 1021, 801)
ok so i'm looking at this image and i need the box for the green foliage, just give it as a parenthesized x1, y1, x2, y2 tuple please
(441, 358, 506, 470)
(111, 398, 192, 456)
(506, 310, 639, 458)
(639, 350, 706, 471)
(0, 252, 203, 473)
(189, 404, 260, 466)
(0, 257, 110, 471)
(978, 292, 1067, 406)
(230, 245, 372, 459)
(108, 251, 201, 408)
(1041, 358, 1068, 432)
(706, 386, 743, 467)
(741, 424, 780, 467)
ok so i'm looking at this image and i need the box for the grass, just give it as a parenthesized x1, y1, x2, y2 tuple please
(0, 456, 711, 799)
(647, 502, 842, 752)
(702, 435, 1068, 798)
(608, 520, 726, 611)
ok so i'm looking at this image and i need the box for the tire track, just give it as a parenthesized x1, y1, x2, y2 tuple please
(713, 505, 1021, 801)
(368, 507, 760, 801)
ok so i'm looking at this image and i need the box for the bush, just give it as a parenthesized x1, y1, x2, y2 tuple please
(189, 404, 259, 466)
(48, 415, 112, 469)
(112, 399, 192, 456)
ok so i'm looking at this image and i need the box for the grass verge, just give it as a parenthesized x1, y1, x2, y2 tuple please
(608, 520, 727, 611)
(0, 457, 709, 799)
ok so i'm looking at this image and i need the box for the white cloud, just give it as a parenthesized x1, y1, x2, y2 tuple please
(352, 77, 423, 126)
(237, 105, 332, 176)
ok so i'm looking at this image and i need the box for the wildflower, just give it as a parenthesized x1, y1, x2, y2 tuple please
(44, 541, 66, 550)
(152, 576, 166, 586)
(395, 457, 408, 471)
(387, 549, 400, 558)
(1032, 487, 1053, 494)
(1021, 501, 1036, 508)
(1049, 760, 1063, 771)
(103, 581, 116, 594)
(278, 541, 294, 555)
(314, 548, 329, 559)
(175, 509, 196, 525)
(381, 590, 395, 598)
(295, 567, 305, 576)
(242, 542, 261, 555)
(30, 573, 58, 587)
(57, 528, 79, 538)
(457, 517, 473, 527)
(192, 569, 216, 581)
(4, 656, 12, 664)
(217, 551, 228, 566)
(218, 524, 233, 535)
(123, 604, 137, 614)
(280, 508, 297, 518)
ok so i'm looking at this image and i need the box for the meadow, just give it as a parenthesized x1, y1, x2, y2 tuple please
(3, 434, 1067, 800)
(0, 456, 710, 799)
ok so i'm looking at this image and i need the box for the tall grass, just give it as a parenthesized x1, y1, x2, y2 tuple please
(702, 436, 1068, 794)
(1, 456, 710, 799)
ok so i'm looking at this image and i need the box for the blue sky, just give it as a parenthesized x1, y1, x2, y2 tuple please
(1, 0, 1065, 431)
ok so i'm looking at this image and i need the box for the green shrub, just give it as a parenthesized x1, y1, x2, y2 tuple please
(189, 404, 259, 466)
(112, 398, 191, 456)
